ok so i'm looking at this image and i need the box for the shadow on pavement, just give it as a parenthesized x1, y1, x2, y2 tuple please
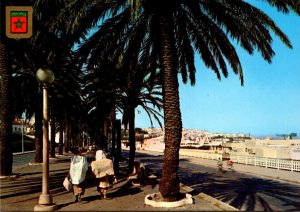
(133, 151, 300, 211)
(178, 163, 300, 211)
(56, 201, 74, 210)
(0, 170, 68, 199)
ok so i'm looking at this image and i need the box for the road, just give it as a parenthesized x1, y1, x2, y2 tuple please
(131, 150, 300, 211)
(13, 151, 35, 169)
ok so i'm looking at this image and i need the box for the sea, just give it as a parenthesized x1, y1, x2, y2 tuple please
(254, 134, 300, 139)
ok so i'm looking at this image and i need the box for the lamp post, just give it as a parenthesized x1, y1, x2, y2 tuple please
(34, 68, 57, 211)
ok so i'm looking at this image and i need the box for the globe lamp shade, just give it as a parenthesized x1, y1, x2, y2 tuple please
(36, 68, 55, 84)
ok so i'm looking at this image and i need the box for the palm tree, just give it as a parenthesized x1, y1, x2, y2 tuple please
(118, 65, 163, 173)
(1, 0, 80, 172)
(49, 54, 84, 151)
(81, 63, 117, 148)
(3, 0, 69, 164)
(43, 0, 300, 201)
(0, 42, 13, 176)
(0, 0, 18, 175)
(9, 38, 77, 162)
(79, 52, 163, 172)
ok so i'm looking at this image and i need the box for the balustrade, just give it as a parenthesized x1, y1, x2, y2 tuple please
(179, 149, 300, 172)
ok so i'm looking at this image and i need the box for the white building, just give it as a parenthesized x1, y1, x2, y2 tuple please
(12, 119, 31, 134)
(229, 139, 300, 160)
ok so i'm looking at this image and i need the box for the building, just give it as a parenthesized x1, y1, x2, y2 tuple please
(229, 139, 300, 160)
(12, 119, 32, 134)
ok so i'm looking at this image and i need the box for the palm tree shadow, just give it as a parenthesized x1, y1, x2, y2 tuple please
(186, 174, 300, 211)
(0, 172, 65, 199)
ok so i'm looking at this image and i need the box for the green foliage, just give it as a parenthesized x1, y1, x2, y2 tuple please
(11, 134, 35, 153)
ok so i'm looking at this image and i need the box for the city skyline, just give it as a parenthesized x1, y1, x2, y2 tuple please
(133, 1, 300, 137)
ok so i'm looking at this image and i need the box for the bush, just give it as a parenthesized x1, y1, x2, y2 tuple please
(11, 134, 35, 153)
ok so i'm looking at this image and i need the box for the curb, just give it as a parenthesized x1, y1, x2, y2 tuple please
(145, 193, 193, 208)
(0, 174, 18, 179)
(197, 193, 239, 211)
(180, 184, 239, 211)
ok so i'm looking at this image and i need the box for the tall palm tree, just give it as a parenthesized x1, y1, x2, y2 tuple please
(0, 0, 19, 175)
(81, 63, 117, 148)
(0, 42, 13, 176)
(10, 37, 78, 161)
(1, 0, 79, 171)
(118, 65, 163, 173)
(49, 54, 84, 151)
(3, 0, 72, 164)
(49, 0, 300, 201)
(80, 52, 163, 171)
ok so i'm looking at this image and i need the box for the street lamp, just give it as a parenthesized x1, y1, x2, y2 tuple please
(34, 68, 57, 211)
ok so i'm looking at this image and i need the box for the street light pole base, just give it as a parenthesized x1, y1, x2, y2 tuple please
(34, 204, 57, 211)
(38, 194, 53, 205)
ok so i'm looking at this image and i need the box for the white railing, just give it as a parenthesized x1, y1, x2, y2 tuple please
(179, 149, 300, 172)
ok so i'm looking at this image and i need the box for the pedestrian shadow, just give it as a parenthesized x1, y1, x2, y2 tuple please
(77, 180, 144, 204)
(79, 194, 102, 202)
(55, 201, 74, 210)
(110, 181, 143, 198)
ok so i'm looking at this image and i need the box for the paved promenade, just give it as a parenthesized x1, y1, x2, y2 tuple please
(140, 143, 300, 184)
(134, 149, 300, 211)
(0, 152, 235, 211)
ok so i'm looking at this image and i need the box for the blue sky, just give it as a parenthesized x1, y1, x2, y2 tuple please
(134, 2, 300, 137)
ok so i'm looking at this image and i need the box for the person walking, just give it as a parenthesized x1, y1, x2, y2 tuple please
(91, 150, 116, 199)
(217, 157, 223, 172)
(227, 158, 234, 170)
(68, 147, 89, 203)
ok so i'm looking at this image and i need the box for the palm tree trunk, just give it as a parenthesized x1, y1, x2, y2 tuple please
(104, 118, 110, 150)
(0, 42, 13, 176)
(128, 106, 136, 174)
(100, 121, 107, 149)
(158, 15, 182, 201)
(64, 122, 70, 153)
(68, 124, 73, 148)
(50, 114, 56, 158)
(58, 118, 63, 155)
(111, 108, 116, 157)
(114, 119, 121, 175)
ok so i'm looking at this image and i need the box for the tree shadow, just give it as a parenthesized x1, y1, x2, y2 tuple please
(134, 151, 300, 211)
(179, 169, 300, 211)
(0, 170, 69, 199)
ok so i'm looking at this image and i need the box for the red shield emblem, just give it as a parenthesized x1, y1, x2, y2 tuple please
(10, 11, 28, 33)
(6, 6, 33, 39)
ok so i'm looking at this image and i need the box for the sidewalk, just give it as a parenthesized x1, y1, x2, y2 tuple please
(0, 152, 236, 211)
